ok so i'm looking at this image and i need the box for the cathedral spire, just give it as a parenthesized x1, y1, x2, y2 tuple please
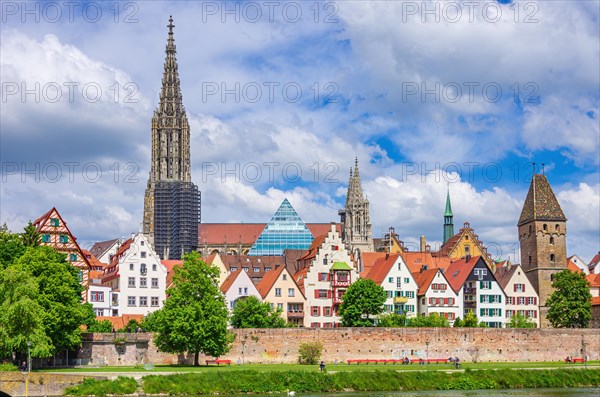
(340, 157, 373, 254)
(346, 157, 364, 204)
(443, 188, 454, 244)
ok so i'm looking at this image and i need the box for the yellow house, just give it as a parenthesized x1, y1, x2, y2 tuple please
(204, 252, 229, 286)
(434, 222, 494, 268)
(256, 266, 306, 326)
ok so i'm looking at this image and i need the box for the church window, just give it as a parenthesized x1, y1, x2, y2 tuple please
(550, 254, 555, 263)
(549, 237, 554, 245)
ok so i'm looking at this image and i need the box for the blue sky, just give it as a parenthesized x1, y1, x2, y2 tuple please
(1, 1, 599, 262)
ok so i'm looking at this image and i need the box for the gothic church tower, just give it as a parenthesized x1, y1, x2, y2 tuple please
(443, 189, 454, 244)
(517, 173, 567, 326)
(339, 158, 374, 257)
(143, 17, 199, 259)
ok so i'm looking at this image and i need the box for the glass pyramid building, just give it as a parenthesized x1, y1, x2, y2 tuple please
(248, 198, 314, 256)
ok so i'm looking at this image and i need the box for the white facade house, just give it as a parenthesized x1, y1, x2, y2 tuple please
(447, 256, 506, 328)
(220, 269, 261, 311)
(364, 253, 418, 318)
(495, 264, 540, 327)
(415, 268, 461, 325)
(87, 284, 113, 317)
(568, 255, 590, 275)
(101, 233, 167, 316)
(295, 224, 359, 328)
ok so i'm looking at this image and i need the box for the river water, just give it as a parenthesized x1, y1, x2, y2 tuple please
(231, 389, 599, 397)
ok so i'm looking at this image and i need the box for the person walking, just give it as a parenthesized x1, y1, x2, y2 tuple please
(319, 361, 325, 371)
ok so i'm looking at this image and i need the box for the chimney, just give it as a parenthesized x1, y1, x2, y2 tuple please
(466, 254, 471, 262)
(420, 236, 426, 252)
(425, 244, 431, 253)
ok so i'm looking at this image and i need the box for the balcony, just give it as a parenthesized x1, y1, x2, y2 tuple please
(464, 287, 476, 294)
(331, 279, 350, 287)
(393, 296, 409, 304)
(287, 311, 304, 318)
(464, 301, 476, 308)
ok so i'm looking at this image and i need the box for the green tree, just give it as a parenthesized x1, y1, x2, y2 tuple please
(0, 267, 52, 358)
(453, 317, 464, 327)
(507, 313, 537, 328)
(21, 221, 41, 247)
(338, 279, 387, 327)
(14, 246, 94, 353)
(0, 224, 25, 269)
(546, 270, 592, 328)
(406, 313, 450, 327)
(150, 252, 234, 365)
(377, 313, 407, 327)
(230, 296, 286, 328)
(463, 311, 479, 327)
(87, 319, 114, 333)
(298, 341, 323, 365)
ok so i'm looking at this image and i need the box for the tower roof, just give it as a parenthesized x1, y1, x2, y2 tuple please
(444, 189, 453, 217)
(157, 15, 185, 118)
(346, 157, 365, 204)
(518, 174, 566, 226)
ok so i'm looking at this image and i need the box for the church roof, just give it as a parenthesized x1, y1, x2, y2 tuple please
(518, 174, 567, 226)
(444, 190, 453, 217)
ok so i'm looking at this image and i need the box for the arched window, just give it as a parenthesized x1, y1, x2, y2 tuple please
(555, 224, 560, 232)
(549, 237, 554, 245)
(543, 224, 548, 231)
(550, 254, 555, 263)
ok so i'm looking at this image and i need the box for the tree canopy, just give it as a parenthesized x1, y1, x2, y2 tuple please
(546, 270, 592, 328)
(406, 313, 450, 327)
(338, 278, 386, 327)
(149, 252, 234, 365)
(230, 296, 286, 328)
(507, 313, 537, 328)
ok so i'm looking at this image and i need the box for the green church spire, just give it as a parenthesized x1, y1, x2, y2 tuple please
(443, 189, 454, 244)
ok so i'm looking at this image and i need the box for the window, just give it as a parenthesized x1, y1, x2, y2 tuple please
(141, 251, 146, 258)
(128, 277, 136, 288)
(78, 270, 83, 282)
(514, 283, 525, 292)
(396, 277, 402, 288)
(550, 254, 555, 263)
(288, 288, 295, 297)
(275, 288, 282, 297)
(140, 240, 144, 246)
(140, 296, 148, 306)
(311, 306, 320, 316)
(316, 289, 328, 298)
(94, 308, 104, 316)
(238, 288, 242, 295)
(59, 235, 68, 243)
(543, 224, 548, 231)
(151, 278, 158, 288)
(404, 278, 410, 284)
(319, 273, 329, 282)
(518, 297, 526, 305)
(231, 267, 238, 272)
(91, 291, 104, 302)
(253, 267, 259, 272)
(244, 287, 248, 294)
(265, 267, 272, 272)
(310, 322, 320, 328)
(130, 263, 134, 271)
(480, 281, 491, 289)
(151, 297, 159, 307)
(549, 237, 554, 245)
(555, 224, 560, 232)
(527, 297, 537, 305)
(282, 274, 287, 280)
(152, 264, 157, 271)
(140, 277, 147, 288)
(243, 267, 249, 272)
(140, 263, 147, 275)
(528, 256, 532, 265)
(388, 277, 393, 283)
(50, 218, 59, 227)
(324, 307, 332, 316)
(42, 234, 50, 243)
(127, 296, 136, 306)
(277, 303, 283, 310)
(69, 253, 77, 261)
(528, 225, 532, 233)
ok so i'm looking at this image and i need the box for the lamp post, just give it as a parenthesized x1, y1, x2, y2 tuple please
(26, 341, 32, 373)
(425, 341, 429, 365)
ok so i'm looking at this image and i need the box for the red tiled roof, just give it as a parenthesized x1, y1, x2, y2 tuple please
(220, 270, 242, 293)
(101, 238, 133, 283)
(198, 223, 341, 245)
(401, 252, 452, 274)
(33, 207, 54, 228)
(414, 268, 439, 296)
(494, 264, 518, 290)
(445, 256, 481, 293)
(586, 273, 600, 287)
(256, 266, 285, 298)
(293, 267, 308, 295)
(364, 254, 400, 285)
(588, 252, 600, 272)
(591, 297, 600, 306)
(298, 233, 327, 262)
(361, 252, 389, 278)
(96, 314, 144, 331)
(162, 260, 183, 288)
(82, 249, 108, 270)
(567, 261, 584, 273)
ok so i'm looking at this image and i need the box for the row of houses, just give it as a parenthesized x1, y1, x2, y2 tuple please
(32, 207, 599, 329)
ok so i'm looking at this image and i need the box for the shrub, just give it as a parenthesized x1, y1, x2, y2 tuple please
(298, 341, 323, 365)
(0, 362, 18, 371)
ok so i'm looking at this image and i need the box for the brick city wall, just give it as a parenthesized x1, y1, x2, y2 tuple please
(80, 328, 599, 366)
(0, 372, 106, 397)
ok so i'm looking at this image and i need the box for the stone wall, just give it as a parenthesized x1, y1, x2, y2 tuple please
(80, 328, 600, 366)
(0, 373, 106, 397)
